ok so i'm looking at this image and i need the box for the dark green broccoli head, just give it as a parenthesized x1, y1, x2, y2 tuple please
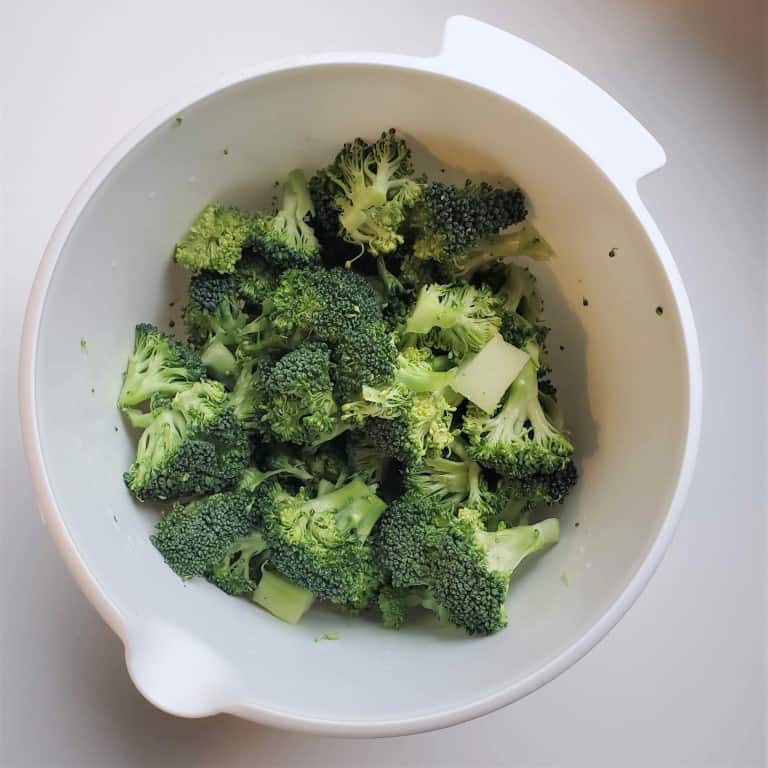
(174, 203, 258, 274)
(150, 490, 258, 580)
(404, 283, 501, 359)
(332, 321, 397, 403)
(373, 491, 450, 589)
(257, 477, 387, 609)
(410, 181, 527, 269)
(251, 170, 321, 270)
(118, 323, 205, 410)
(123, 381, 250, 501)
(262, 343, 339, 445)
(430, 509, 559, 635)
(270, 266, 383, 341)
(318, 129, 422, 256)
(183, 271, 246, 348)
(463, 361, 573, 479)
(207, 530, 269, 595)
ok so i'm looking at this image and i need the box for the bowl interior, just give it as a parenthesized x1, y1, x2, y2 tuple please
(33, 63, 690, 726)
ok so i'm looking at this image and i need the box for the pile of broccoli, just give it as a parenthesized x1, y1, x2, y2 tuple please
(118, 129, 576, 635)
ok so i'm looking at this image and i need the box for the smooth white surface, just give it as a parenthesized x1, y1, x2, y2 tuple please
(1, 0, 765, 764)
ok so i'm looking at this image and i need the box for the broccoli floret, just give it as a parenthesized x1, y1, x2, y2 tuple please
(117, 324, 205, 410)
(498, 461, 579, 508)
(499, 312, 549, 366)
(446, 223, 552, 279)
(262, 343, 340, 445)
(374, 491, 450, 589)
(342, 383, 455, 465)
(150, 489, 258, 580)
(123, 381, 250, 501)
(182, 271, 278, 379)
(297, 441, 350, 486)
(463, 360, 573, 478)
(410, 181, 527, 268)
(430, 508, 559, 635)
(257, 477, 387, 610)
(404, 447, 492, 515)
(333, 321, 397, 403)
(404, 284, 501, 358)
(250, 170, 321, 270)
(207, 530, 269, 595)
(269, 266, 382, 340)
(174, 203, 258, 274)
(377, 585, 448, 629)
(314, 130, 422, 256)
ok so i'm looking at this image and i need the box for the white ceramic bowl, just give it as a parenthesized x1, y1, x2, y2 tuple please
(19, 16, 701, 736)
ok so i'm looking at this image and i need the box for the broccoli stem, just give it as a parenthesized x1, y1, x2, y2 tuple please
(201, 341, 237, 381)
(252, 567, 315, 624)
(478, 518, 560, 573)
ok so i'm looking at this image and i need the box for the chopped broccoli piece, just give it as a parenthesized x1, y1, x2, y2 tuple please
(262, 343, 340, 445)
(175, 203, 257, 274)
(123, 381, 250, 501)
(404, 284, 501, 358)
(251, 170, 321, 270)
(463, 360, 574, 478)
(313, 129, 422, 256)
(449, 223, 553, 279)
(410, 180, 527, 269)
(258, 477, 387, 610)
(430, 509, 559, 635)
(373, 490, 450, 589)
(342, 383, 455, 465)
(117, 323, 205, 410)
(208, 530, 269, 595)
(252, 566, 315, 624)
(150, 490, 258, 580)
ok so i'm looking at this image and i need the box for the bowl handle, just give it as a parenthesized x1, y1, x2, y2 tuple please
(124, 619, 238, 717)
(436, 16, 666, 190)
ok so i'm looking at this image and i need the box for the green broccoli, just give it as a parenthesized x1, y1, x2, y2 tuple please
(409, 181, 527, 270)
(463, 360, 574, 479)
(123, 381, 250, 501)
(150, 489, 258, 579)
(235, 255, 277, 308)
(346, 432, 391, 485)
(373, 490, 450, 589)
(251, 170, 321, 270)
(403, 446, 492, 515)
(447, 223, 552, 279)
(485, 262, 543, 324)
(430, 508, 559, 635)
(207, 530, 269, 595)
(257, 477, 387, 610)
(262, 343, 340, 445)
(404, 283, 501, 358)
(228, 356, 271, 430)
(117, 323, 205, 410)
(174, 203, 258, 274)
(342, 383, 455, 465)
(312, 129, 422, 256)
(393, 346, 458, 394)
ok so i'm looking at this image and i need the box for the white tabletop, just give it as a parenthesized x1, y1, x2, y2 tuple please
(1, 2, 765, 766)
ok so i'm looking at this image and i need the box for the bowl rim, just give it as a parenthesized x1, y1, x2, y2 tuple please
(17, 50, 703, 737)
